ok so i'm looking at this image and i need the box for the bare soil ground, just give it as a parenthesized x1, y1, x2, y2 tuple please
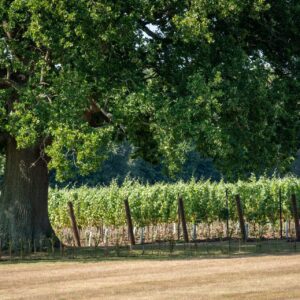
(0, 254, 299, 300)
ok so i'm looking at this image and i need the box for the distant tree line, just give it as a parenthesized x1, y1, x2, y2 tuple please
(1, 146, 299, 188)
(2, 146, 300, 188)
(51, 144, 300, 188)
(49, 142, 221, 187)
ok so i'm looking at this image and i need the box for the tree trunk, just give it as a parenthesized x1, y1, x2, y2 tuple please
(0, 138, 56, 246)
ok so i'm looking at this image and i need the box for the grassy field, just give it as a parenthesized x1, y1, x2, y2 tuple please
(0, 254, 299, 300)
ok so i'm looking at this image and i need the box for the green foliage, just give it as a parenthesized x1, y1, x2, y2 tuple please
(0, 0, 145, 179)
(47, 125, 114, 181)
(1, 0, 299, 180)
(49, 176, 300, 230)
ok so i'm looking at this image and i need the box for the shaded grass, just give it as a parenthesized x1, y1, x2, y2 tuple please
(1, 239, 299, 264)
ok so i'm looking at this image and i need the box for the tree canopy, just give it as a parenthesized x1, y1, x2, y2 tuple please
(0, 0, 299, 180)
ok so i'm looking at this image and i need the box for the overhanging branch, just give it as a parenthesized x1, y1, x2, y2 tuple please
(0, 79, 15, 89)
(138, 20, 169, 42)
(0, 78, 19, 90)
(84, 100, 112, 127)
(2, 20, 13, 40)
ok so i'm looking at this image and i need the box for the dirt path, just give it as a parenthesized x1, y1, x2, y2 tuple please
(0, 254, 299, 300)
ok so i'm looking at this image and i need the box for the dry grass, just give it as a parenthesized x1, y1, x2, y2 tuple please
(0, 254, 299, 300)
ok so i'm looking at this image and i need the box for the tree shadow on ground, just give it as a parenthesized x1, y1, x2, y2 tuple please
(1, 239, 299, 265)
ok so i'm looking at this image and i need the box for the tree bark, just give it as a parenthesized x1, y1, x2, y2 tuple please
(0, 138, 56, 246)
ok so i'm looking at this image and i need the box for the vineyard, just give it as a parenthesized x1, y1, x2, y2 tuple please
(49, 176, 300, 246)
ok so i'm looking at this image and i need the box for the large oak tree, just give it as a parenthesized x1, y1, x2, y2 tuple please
(0, 0, 299, 244)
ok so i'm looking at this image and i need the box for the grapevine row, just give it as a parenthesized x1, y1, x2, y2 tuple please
(48, 176, 300, 230)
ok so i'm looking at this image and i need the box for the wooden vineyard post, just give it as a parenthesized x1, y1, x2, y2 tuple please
(192, 223, 197, 241)
(140, 227, 145, 245)
(285, 220, 289, 239)
(67, 201, 81, 247)
(88, 231, 93, 247)
(177, 206, 181, 240)
(178, 196, 189, 243)
(279, 188, 283, 239)
(291, 194, 300, 241)
(225, 189, 230, 239)
(124, 198, 135, 246)
(235, 195, 247, 242)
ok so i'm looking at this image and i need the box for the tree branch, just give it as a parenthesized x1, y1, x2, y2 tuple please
(84, 100, 112, 127)
(138, 20, 165, 41)
(0, 78, 16, 90)
(40, 50, 50, 84)
(2, 20, 13, 40)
